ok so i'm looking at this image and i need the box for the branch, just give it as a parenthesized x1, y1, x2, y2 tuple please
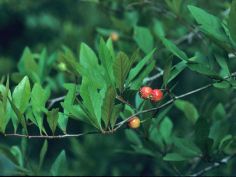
(114, 72, 236, 129)
(190, 153, 236, 176)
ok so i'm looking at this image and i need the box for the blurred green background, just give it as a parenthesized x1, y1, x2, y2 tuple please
(0, 0, 236, 176)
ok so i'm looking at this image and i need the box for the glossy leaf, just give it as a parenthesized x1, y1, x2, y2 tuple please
(125, 48, 156, 89)
(39, 140, 48, 171)
(131, 145, 157, 157)
(219, 136, 235, 153)
(227, 0, 236, 43)
(208, 45, 216, 70)
(163, 55, 173, 88)
(10, 146, 23, 167)
(174, 100, 198, 123)
(101, 85, 116, 128)
(80, 42, 100, 71)
(195, 116, 209, 141)
(163, 153, 187, 161)
(133, 26, 154, 54)
(110, 103, 123, 130)
(3, 75, 9, 112)
(50, 150, 66, 176)
(62, 50, 81, 74)
(46, 108, 59, 136)
(113, 52, 130, 94)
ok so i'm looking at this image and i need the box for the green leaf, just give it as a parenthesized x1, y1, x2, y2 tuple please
(174, 138, 202, 156)
(12, 76, 31, 114)
(195, 116, 210, 141)
(8, 98, 28, 136)
(0, 145, 20, 166)
(188, 5, 233, 53)
(186, 63, 224, 80)
(39, 140, 48, 172)
(25, 107, 48, 135)
(208, 45, 216, 70)
(213, 81, 231, 89)
(227, 0, 236, 43)
(80, 77, 104, 129)
(128, 46, 142, 70)
(168, 61, 187, 83)
(38, 48, 47, 82)
(46, 108, 59, 136)
(130, 60, 156, 90)
(110, 103, 123, 130)
(198, 137, 214, 156)
(62, 50, 81, 75)
(131, 145, 157, 157)
(161, 37, 195, 63)
(124, 89, 138, 102)
(11, 146, 23, 167)
(113, 52, 130, 94)
(160, 117, 173, 145)
(3, 75, 9, 112)
(101, 85, 116, 128)
(125, 48, 156, 89)
(195, 52, 209, 67)
(219, 136, 234, 153)
(77, 65, 109, 89)
(174, 100, 199, 123)
(106, 37, 115, 61)
(80, 42, 100, 71)
(163, 153, 187, 161)
(50, 150, 66, 176)
(125, 129, 142, 147)
(0, 101, 7, 133)
(99, 37, 115, 86)
(31, 83, 47, 134)
(163, 55, 173, 88)
(28, 160, 40, 176)
(133, 26, 154, 54)
(212, 103, 226, 123)
(24, 47, 40, 83)
(209, 121, 230, 150)
(212, 43, 230, 76)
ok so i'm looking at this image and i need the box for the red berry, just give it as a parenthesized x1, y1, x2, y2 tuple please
(139, 87, 152, 99)
(127, 116, 140, 129)
(109, 32, 119, 41)
(148, 89, 163, 103)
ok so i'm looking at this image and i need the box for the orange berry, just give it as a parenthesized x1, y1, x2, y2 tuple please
(127, 116, 140, 129)
(109, 32, 119, 41)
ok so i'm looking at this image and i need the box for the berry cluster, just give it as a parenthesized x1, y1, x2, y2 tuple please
(139, 87, 163, 103)
(127, 87, 163, 129)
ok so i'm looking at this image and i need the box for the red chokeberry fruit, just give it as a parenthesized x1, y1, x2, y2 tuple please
(139, 87, 152, 99)
(148, 89, 163, 103)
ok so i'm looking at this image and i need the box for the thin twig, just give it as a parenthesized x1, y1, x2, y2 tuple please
(190, 153, 236, 176)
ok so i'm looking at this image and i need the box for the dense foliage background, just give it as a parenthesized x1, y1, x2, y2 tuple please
(0, 0, 236, 176)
